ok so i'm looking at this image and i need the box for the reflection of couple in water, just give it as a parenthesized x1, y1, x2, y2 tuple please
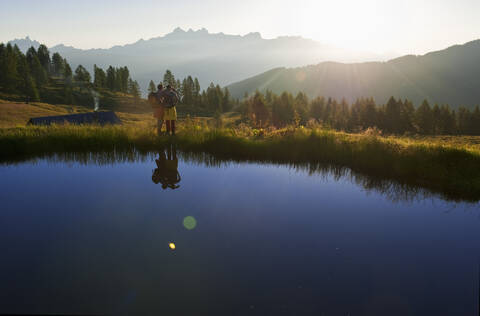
(152, 142, 181, 190)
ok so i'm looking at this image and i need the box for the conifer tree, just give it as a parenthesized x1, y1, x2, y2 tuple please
(163, 70, 176, 87)
(384, 96, 401, 133)
(472, 106, 480, 135)
(74, 65, 91, 83)
(250, 91, 269, 127)
(438, 105, 455, 135)
(400, 99, 415, 133)
(193, 77, 201, 105)
(222, 88, 232, 112)
(63, 59, 72, 82)
(37, 44, 51, 73)
(181, 76, 194, 105)
(148, 80, 157, 94)
(432, 104, 442, 134)
(214, 84, 224, 112)
(2, 44, 20, 92)
(106, 66, 116, 91)
(415, 100, 434, 134)
(128, 79, 141, 103)
(51, 53, 65, 77)
(310, 96, 325, 122)
(335, 98, 349, 130)
(116, 66, 130, 92)
(15, 45, 39, 101)
(26, 46, 47, 88)
(271, 92, 295, 127)
(0, 44, 7, 89)
(359, 98, 377, 129)
(93, 65, 106, 88)
(294, 92, 309, 124)
(25, 75, 40, 101)
(15, 50, 36, 101)
(457, 106, 474, 135)
(348, 100, 362, 130)
(114, 68, 123, 92)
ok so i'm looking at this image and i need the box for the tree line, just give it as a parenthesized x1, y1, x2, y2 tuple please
(242, 90, 480, 135)
(0, 43, 60, 100)
(93, 65, 140, 98)
(0, 42, 141, 103)
(0, 42, 233, 112)
(3, 41, 480, 135)
(148, 70, 237, 114)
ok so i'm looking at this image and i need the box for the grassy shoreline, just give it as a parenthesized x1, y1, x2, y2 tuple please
(1, 123, 480, 201)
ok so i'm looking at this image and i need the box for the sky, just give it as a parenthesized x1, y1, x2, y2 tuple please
(1, 0, 479, 55)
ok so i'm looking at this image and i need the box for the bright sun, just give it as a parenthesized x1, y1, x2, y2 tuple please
(300, 0, 390, 53)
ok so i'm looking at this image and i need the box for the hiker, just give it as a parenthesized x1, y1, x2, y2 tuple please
(152, 143, 181, 189)
(148, 83, 165, 135)
(163, 85, 179, 136)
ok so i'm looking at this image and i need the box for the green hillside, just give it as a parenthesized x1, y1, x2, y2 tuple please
(227, 40, 480, 108)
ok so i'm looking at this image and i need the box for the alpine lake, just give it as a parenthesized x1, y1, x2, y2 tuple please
(0, 147, 479, 316)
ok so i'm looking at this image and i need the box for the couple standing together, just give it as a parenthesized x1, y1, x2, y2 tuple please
(151, 83, 180, 136)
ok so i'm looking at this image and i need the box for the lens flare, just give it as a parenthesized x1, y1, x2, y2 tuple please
(183, 216, 197, 230)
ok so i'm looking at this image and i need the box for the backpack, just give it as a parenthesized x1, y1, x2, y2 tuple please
(164, 91, 179, 108)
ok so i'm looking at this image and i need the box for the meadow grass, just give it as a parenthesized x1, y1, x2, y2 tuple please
(1, 120, 480, 201)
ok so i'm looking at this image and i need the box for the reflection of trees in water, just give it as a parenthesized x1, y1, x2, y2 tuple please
(297, 162, 475, 209)
(0, 150, 154, 166)
(1, 149, 479, 205)
(282, 162, 432, 204)
(179, 153, 479, 205)
(292, 162, 427, 203)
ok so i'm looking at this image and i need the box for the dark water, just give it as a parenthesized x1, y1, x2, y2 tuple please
(0, 151, 479, 316)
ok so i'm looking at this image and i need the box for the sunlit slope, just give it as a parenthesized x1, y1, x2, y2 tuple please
(0, 101, 74, 128)
(227, 40, 480, 108)
(0, 100, 154, 128)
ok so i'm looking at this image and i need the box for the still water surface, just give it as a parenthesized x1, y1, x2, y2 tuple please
(0, 151, 479, 315)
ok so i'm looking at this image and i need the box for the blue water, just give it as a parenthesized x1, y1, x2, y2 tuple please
(0, 154, 479, 315)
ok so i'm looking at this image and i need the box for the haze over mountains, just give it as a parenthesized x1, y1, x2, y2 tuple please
(8, 28, 480, 108)
(8, 27, 394, 93)
(227, 40, 480, 108)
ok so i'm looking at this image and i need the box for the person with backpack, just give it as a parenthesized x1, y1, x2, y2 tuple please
(163, 84, 180, 136)
(148, 83, 166, 135)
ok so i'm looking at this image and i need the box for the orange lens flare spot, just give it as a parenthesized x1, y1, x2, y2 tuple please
(169, 243, 176, 250)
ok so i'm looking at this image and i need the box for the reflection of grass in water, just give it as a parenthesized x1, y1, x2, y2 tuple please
(3, 149, 475, 205)
(1, 122, 480, 201)
(180, 151, 478, 205)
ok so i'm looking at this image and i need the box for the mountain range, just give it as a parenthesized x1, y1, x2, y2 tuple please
(227, 40, 480, 107)
(8, 28, 394, 94)
(7, 29, 480, 108)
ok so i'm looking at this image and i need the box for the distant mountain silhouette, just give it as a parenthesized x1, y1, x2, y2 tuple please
(8, 36, 41, 52)
(8, 28, 393, 94)
(227, 40, 480, 108)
